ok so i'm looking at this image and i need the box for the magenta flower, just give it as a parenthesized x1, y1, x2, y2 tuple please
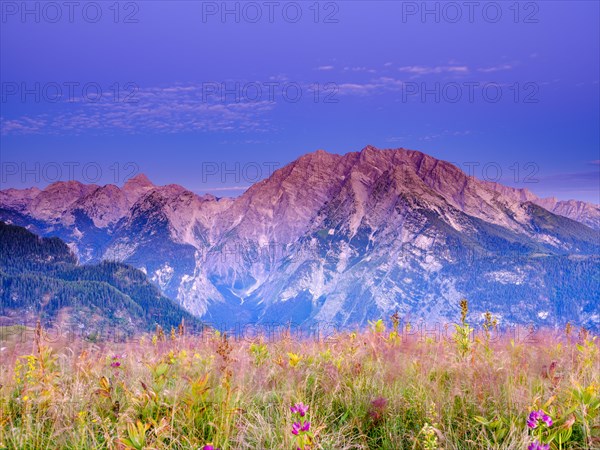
(527, 410, 553, 429)
(290, 402, 309, 417)
(292, 421, 301, 435)
(202, 445, 219, 450)
(292, 420, 310, 435)
(110, 355, 123, 368)
(528, 441, 550, 450)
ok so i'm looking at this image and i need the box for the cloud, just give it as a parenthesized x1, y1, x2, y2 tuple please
(1, 84, 277, 136)
(316, 65, 334, 71)
(386, 129, 472, 143)
(385, 136, 407, 143)
(477, 64, 514, 73)
(397, 65, 469, 75)
(343, 66, 377, 73)
(336, 77, 405, 96)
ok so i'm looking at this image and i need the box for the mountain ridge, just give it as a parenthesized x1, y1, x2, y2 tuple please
(1, 146, 598, 330)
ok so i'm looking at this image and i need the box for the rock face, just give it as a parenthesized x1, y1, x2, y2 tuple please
(1, 146, 599, 330)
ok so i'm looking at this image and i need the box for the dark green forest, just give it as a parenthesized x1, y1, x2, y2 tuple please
(0, 221, 199, 336)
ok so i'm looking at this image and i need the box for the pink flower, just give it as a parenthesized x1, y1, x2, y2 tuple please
(528, 441, 549, 450)
(290, 402, 309, 417)
(110, 355, 123, 368)
(527, 410, 552, 429)
(292, 420, 310, 435)
(292, 421, 301, 435)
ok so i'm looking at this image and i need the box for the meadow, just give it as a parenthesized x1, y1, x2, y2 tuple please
(0, 305, 598, 450)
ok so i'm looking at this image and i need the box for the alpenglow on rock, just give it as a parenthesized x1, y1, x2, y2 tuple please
(1, 146, 598, 330)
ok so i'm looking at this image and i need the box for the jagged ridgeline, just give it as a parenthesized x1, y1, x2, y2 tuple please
(0, 221, 199, 335)
(1, 147, 599, 330)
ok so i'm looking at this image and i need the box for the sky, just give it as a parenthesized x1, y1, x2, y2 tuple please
(1, 1, 599, 202)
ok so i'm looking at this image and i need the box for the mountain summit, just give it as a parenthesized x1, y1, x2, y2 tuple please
(1, 146, 598, 329)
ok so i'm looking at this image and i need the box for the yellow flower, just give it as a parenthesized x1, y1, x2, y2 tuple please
(288, 352, 302, 367)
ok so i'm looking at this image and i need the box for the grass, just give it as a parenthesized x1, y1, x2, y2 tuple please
(0, 312, 598, 449)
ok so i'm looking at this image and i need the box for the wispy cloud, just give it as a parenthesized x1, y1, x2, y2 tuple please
(316, 65, 335, 71)
(1, 84, 276, 136)
(419, 130, 472, 141)
(386, 129, 472, 143)
(397, 65, 469, 75)
(343, 66, 377, 73)
(477, 64, 514, 73)
(337, 77, 405, 96)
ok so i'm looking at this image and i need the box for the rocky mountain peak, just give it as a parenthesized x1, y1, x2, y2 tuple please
(123, 173, 154, 190)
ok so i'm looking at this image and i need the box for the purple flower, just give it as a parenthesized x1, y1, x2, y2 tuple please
(292, 420, 310, 436)
(528, 441, 550, 450)
(541, 414, 553, 427)
(202, 445, 219, 450)
(110, 361, 121, 368)
(292, 421, 301, 435)
(527, 410, 553, 429)
(290, 402, 309, 417)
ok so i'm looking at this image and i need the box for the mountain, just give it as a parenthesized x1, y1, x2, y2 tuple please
(1, 146, 598, 330)
(0, 221, 199, 335)
(483, 181, 600, 230)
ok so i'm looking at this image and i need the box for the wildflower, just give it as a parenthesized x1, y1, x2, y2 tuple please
(527, 410, 553, 429)
(110, 355, 123, 368)
(288, 352, 302, 367)
(202, 445, 219, 450)
(290, 402, 309, 417)
(528, 441, 550, 450)
(291, 421, 310, 435)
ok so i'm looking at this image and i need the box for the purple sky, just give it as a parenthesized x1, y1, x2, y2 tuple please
(1, 1, 599, 202)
